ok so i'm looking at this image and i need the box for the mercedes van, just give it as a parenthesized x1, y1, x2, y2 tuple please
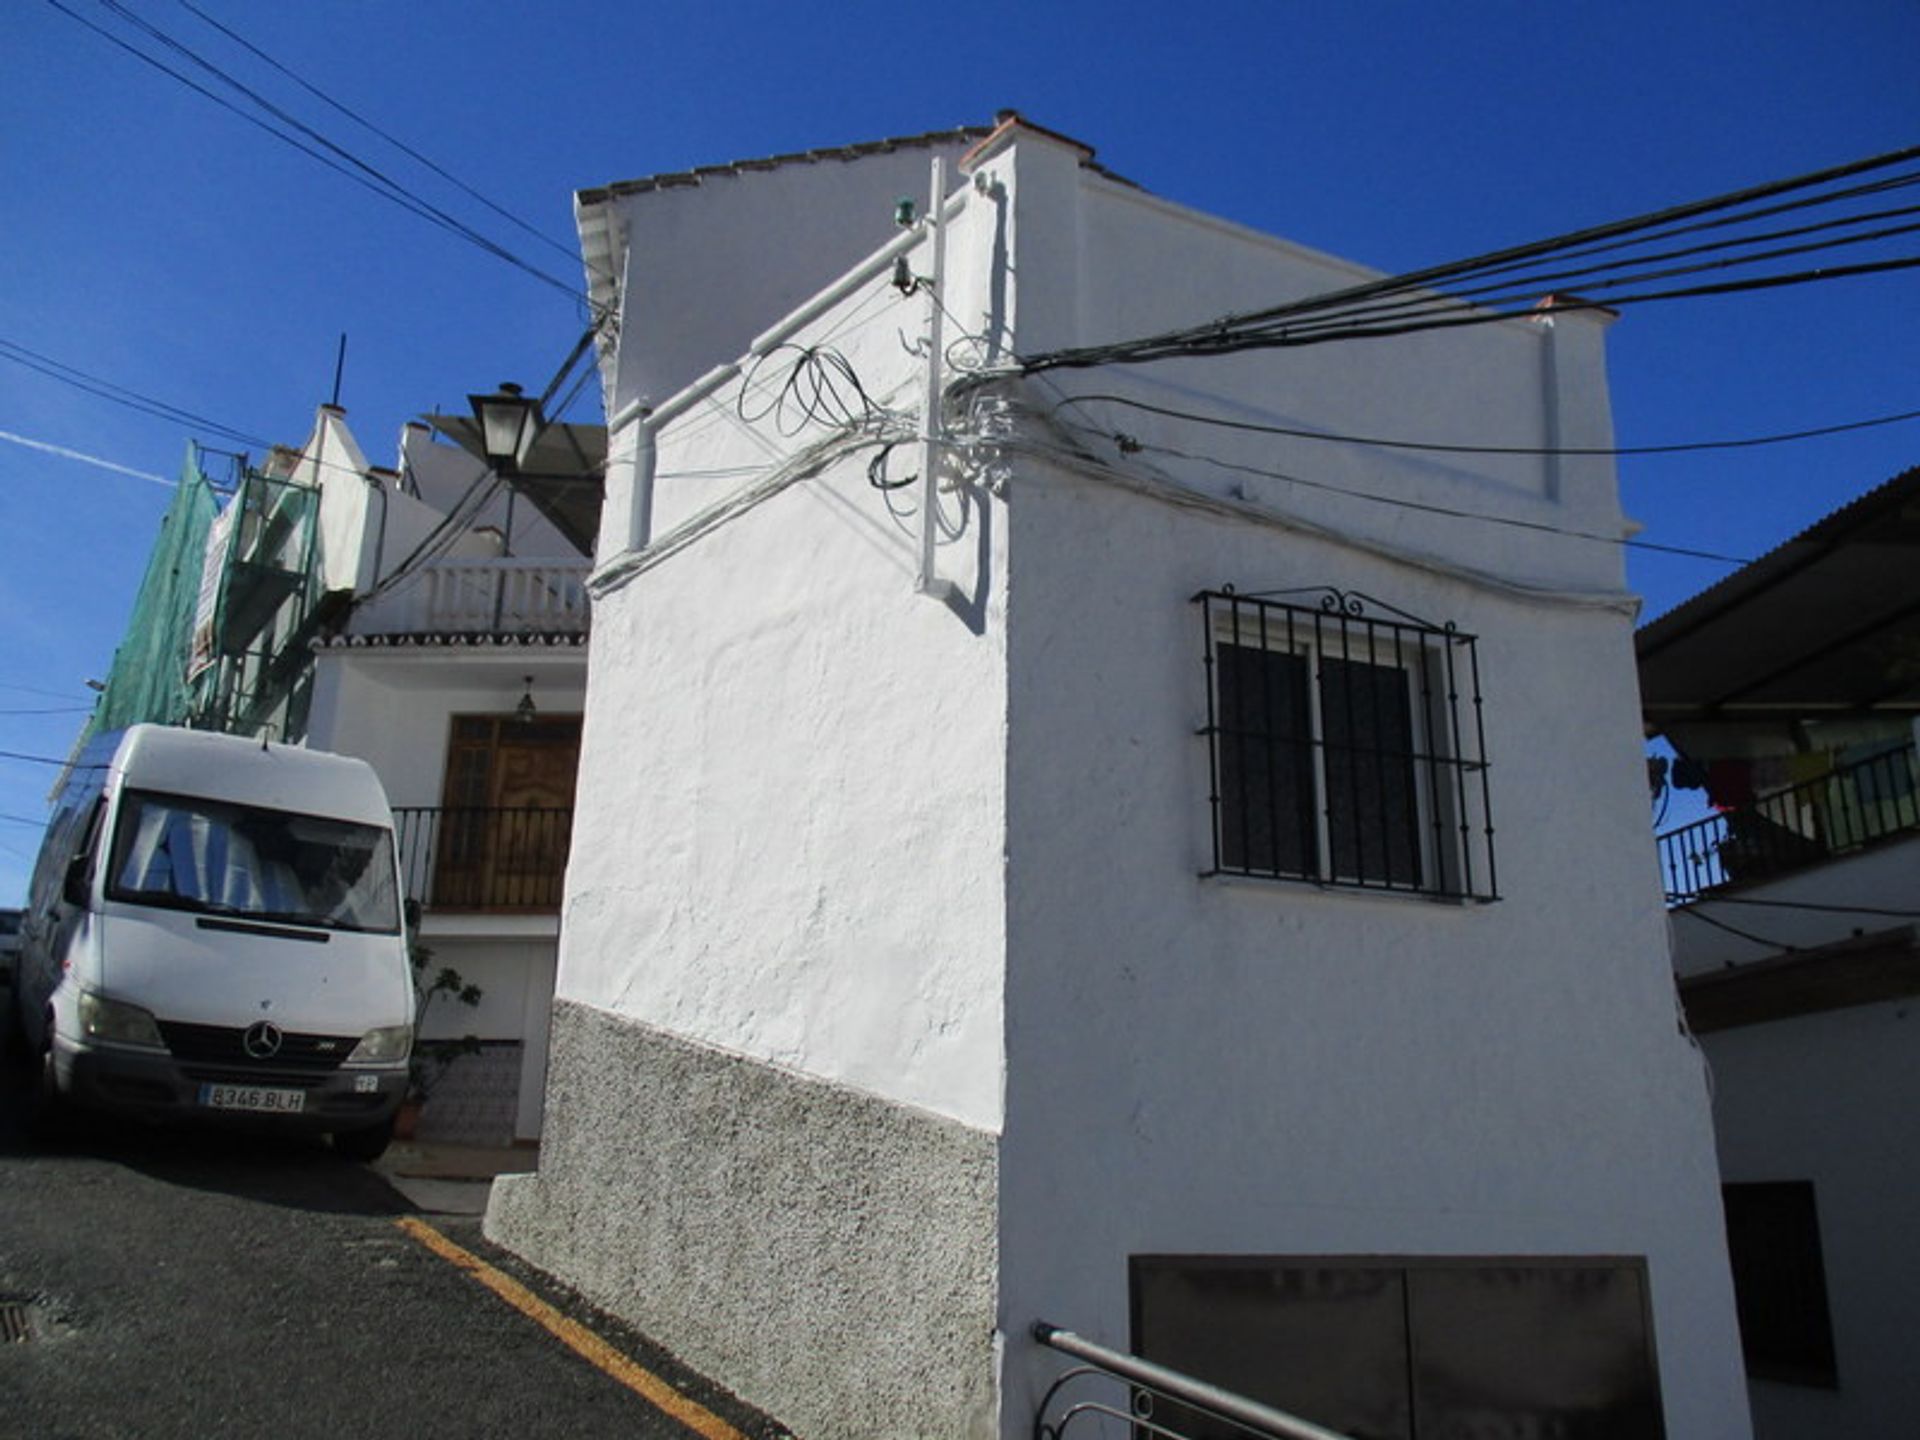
(11, 725, 414, 1159)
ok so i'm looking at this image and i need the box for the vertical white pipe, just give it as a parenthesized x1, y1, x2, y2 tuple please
(631, 409, 656, 553)
(917, 157, 947, 593)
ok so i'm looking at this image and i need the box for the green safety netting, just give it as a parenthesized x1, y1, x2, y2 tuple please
(78, 443, 222, 742)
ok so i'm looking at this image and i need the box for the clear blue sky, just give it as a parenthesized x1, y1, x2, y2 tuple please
(3, 0, 1916, 900)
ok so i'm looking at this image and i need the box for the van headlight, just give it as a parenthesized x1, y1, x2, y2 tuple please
(79, 992, 165, 1049)
(345, 1025, 412, 1065)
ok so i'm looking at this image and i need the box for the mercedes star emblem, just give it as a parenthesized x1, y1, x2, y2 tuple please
(242, 1020, 284, 1060)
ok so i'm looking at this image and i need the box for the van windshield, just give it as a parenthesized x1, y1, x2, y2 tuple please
(105, 789, 401, 934)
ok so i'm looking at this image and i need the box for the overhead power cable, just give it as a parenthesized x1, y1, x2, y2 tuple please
(0, 747, 97, 768)
(1674, 905, 1790, 950)
(0, 337, 269, 449)
(1247, 212, 1920, 347)
(171, 0, 607, 284)
(1023, 143, 1920, 372)
(49, 0, 586, 304)
(1127, 438, 1753, 566)
(1695, 895, 1920, 921)
(0, 340, 387, 484)
(1047, 393, 1920, 459)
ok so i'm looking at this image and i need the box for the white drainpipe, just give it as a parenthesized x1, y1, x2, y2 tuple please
(918, 155, 948, 595)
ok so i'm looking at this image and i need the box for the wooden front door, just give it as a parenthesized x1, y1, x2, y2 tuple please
(434, 714, 581, 910)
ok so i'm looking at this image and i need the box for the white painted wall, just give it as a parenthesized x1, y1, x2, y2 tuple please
(1669, 835, 1920, 976)
(304, 652, 586, 809)
(1668, 837, 1920, 1439)
(1706, 1000, 1920, 1440)
(995, 465, 1747, 1439)
(590, 139, 979, 412)
(400, 424, 578, 560)
(559, 122, 1750, 1438)
(562, 441, 1009, 1128)
(304, 653, 583, 1145)
(972, 129, 1746, 1438)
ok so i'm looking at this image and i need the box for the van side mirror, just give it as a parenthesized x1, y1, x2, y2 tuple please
(403, 897, 422, 931)
(62, 854, 91, 908)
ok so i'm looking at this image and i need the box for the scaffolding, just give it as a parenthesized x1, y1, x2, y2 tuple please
(79, 444, 221, 744)
(187, 453, 338, 742)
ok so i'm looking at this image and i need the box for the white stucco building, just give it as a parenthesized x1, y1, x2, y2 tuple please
(139, 400, 599, 1145)
(486, 116, 1752, 1439)
(303, 413, 597, 1145)
(1643, 467, 1920, 1440)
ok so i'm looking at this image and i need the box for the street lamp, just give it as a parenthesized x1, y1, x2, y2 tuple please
(468, 382, 543, 472)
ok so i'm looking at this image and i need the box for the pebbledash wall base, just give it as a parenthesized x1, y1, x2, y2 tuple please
(486, 1000, 1000, 1440)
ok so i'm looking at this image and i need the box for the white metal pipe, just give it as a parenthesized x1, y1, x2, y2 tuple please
(629, 416, 656, 554)
(1033, 1323, 1356, 1440)
(603, 175, 972, 560)
(748, 182, 970, 360)
(917, 155, 948, 593)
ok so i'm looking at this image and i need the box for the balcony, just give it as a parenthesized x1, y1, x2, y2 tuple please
(354, 557, 589, 638)
(395, 805, 573, 912)
(1657, 742, 1920, 905)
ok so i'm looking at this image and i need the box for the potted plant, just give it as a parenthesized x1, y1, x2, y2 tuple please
(399, 939, 483, 1140)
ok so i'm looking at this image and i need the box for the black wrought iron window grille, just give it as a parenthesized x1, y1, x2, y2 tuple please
(1197, 585, 1498, 901)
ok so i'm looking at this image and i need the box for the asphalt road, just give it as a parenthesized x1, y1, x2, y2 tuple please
(0, 1036, 782, 1440)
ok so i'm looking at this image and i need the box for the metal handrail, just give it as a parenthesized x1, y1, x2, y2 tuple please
(1658, 742, 1919, 904)
(392, 804, 573, 912)
(1032, 1322, 1355, 1440)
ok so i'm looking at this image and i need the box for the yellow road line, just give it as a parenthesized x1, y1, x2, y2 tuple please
(396, 1216, 751, 1440)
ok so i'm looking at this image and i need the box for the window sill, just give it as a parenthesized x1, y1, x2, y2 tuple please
(1198, 869, 1495, 908)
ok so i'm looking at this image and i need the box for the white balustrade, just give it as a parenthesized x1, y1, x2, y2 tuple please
(353, 558, 590, 636)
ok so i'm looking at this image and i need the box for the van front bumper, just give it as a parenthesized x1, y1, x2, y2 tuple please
(55, 1036, 406, 1132)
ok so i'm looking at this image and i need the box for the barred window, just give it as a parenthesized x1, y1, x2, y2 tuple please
(1197, 587, 1497, 901)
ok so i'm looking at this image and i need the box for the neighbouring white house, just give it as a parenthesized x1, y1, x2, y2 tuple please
(85, 399, 602, 1145)
(486, 115, 1752, 1440)
(304, 408, 601, 1146)
(1641, 465, 1920, 1440)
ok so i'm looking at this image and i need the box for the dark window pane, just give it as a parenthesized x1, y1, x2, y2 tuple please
(1216, 644, 1313, 876)
(1133, 1257, 1665, 1440)
(1722, 1182, 1838, 1387)
(1322, 656, 1421, 887)
(1133, 1258, 1412, 1440)
(1408, 1264, 1666, 1439)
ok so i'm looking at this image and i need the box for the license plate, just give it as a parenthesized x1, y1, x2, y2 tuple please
(198, 1083, 306, 1114)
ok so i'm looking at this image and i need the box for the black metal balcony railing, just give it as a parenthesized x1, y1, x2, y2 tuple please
(1658, 743, 1920, 905)
(393, 806, 573, 912)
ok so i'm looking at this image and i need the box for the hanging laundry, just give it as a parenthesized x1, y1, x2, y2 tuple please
(1705, 758, 1755, 810)
(1671, 756, 1708, 791)
(1787, 751, 1831, 786)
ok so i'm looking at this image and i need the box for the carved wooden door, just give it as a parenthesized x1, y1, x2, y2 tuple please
(434, 714, 580, 909)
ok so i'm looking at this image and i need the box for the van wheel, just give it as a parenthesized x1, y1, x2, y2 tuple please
(1, 995, 23, 1066)
(332, 1115, 396, 1163)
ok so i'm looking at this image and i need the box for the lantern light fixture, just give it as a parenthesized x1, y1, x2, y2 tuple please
(469, 382, 543, 472)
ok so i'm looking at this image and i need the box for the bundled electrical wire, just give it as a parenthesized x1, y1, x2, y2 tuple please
(738, 343, 896, 437)
(1022, 144, 1920, 372)
(49, 0, 592, 307)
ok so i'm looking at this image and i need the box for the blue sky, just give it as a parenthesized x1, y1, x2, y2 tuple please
(3, 1, 1917, 900)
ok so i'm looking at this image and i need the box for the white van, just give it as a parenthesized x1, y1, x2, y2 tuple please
(11, 725, 414, 1159)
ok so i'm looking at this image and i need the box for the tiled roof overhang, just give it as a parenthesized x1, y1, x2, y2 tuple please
(1637, 463, 1920, 725)
(572, 114, 1140, 350)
